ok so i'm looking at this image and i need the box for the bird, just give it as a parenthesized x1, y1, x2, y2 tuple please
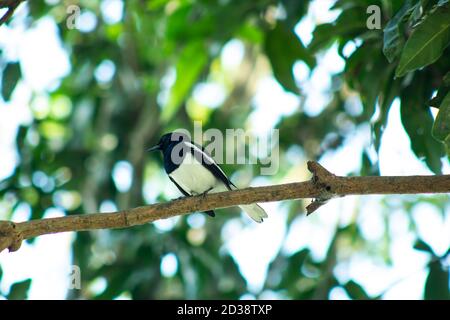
(147, 132, 268, 223)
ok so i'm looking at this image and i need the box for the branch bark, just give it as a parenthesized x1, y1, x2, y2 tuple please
(1, 161, 449, 254)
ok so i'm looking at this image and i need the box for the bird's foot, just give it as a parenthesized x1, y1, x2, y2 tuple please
(201, 187, 213, 199)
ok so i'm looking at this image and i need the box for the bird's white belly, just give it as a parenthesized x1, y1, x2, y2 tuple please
(169, 153, 218, 195)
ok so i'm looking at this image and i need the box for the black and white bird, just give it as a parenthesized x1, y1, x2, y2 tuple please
(148, 132, 268, 223)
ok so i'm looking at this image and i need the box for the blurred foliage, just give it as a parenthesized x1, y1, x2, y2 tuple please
(0, 0, 449, 300)
(0, 265, 32, 299)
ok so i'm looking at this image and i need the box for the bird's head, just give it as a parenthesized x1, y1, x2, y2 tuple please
(147, 131, 191, 153)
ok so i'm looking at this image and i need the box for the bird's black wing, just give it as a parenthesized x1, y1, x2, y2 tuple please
(169, 176, 191, 196)
(186, 142, 237, 190)
(169, 175, 215, 217)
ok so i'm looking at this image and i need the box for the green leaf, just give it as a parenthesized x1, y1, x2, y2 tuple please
(383, 0, 414, 63)
(166, 4, 214, 41)
(400, 75, 444, 174)
(396, 6, 450, 77)
(445, 134, 450, 158)
(281, 0, 311, 28)
(1, 62, 21, 101)
(432, 92, 450, 141)
(424, 260, 449, 300)
(444, 71, 450, 85)
(309, 5, 369, 53)
(361, 151, 379, 176)
(410, 1, 423, 21)
(265, 22, 315, 94)
(236, 22, 264, 44)
(162, 41, 208, 122)
(345, 44, 391, 120)
(428, 72, 450, 108)
(429, 86, 450, 108)
(308, 23, 335, 53)
(413, 239, 435, 254)
(148, 0, 170, 10)
(344, 280, 370, 300)
(7, 279, 32, 300)
(373, 71, 400, 151)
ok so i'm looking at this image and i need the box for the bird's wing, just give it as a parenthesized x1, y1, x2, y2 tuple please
(184, 141, 237, 190)
(179, 141, 267, 222)
(170, 176, 215, 217)
(169, 176, 191, 196)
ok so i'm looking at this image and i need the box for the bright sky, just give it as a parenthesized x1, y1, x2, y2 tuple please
(0, 0, 449, 300)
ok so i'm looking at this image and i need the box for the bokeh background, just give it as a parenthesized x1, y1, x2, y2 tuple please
(0, 0, 449, 299)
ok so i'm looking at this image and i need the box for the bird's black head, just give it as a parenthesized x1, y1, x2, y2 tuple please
(147, 132, 191, 153)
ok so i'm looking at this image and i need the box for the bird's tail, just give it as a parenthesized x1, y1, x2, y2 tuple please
(229, 185, 268, 223)
(211, 183, 268, 223)
(239, 204, 268, 223)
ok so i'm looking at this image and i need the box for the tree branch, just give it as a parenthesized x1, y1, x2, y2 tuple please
(0, 0, 24, 26)
(1, 161, 449, 254)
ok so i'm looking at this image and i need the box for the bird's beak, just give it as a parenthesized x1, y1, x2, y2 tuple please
(147, 144, 161, 152)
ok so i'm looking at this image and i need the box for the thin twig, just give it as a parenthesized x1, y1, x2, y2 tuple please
(0, 0, 24, 26)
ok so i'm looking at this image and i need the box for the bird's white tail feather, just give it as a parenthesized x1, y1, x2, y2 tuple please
(228, 185, 268, 223)
(210, 184, 268, 223)
(239, 204, 268, 223)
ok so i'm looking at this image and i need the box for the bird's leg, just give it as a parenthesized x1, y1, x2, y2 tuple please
(201, 187, 213, 199)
